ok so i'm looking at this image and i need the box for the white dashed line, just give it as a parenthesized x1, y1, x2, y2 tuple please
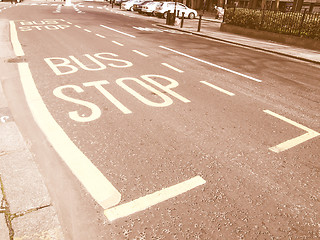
(112, 41, 124, 46)
(74, 25, 81, 28)
(84, 29, 92, 32)
(105, 176, 206, 221)
(66, 21, 72, 24)
(96, 34, 106, 38)
(161, 63, 184, 73)
(132, 50, 148, 57)
(97, 6, 103, 9)
(200, 81, 235, 96)
(159, 46, 262, 83)
(88, 5, 94, 8)
(264, 110, 320, 153)
(101, 25, 136, 38)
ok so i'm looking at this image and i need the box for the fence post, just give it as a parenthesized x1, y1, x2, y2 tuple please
(260, 8, 265, 29)
(298, 8, 307, 36)
(197, 14, 202, 32)
(181, 12, 185, 28)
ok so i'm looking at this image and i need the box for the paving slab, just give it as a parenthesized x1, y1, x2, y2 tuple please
(0, 213, 9, 240)
(0, 147, 51, 213)
(12, 206, 64, 240)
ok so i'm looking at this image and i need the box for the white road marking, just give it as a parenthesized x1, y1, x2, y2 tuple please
(264, 110, 320, 153)
(200, 81, 235, 96)
(60, 19, 65, 21)
(105, 176, 206, 221)
(97, 6, 103, 9)
(74, 25, 81, 28)
(88, 5, 94, 8)
(9, 21, 25, 57)
(161, 63, 184, 73)
(132, 50, 148, 57)
(84, 29, 92, 32)
(101, 25, 136, 38)
(66, 21, 72, 24)
(9, 16, 121, 209)
(96, 33, 106, 38)
(17, 62, 121, 209)
(112, 41, 124, 46)
(159, 46, 262, 83)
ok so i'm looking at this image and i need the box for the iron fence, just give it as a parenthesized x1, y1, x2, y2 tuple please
(223, 7, 320, 39)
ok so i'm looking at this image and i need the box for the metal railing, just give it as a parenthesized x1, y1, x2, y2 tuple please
(223, 7, 320, 39)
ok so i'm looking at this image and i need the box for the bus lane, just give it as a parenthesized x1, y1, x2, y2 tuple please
(9, 12, 320, 239)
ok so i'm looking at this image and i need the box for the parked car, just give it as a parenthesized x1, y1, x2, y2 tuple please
(141, 1, 162, 15)
(121, 0, 145, 11)
(132, 0, 153, 13)
(154, 2, 197, 19)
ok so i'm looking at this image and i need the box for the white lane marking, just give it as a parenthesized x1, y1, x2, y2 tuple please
(96, 33, 106, 38)
(9, 21, 25, 57)
(52, 4, 58, 6)
(60, 19, 65, 21)
(161, 63, 184, 73)
(132, 50, 148, 57)
(17, 63, 121, 209)
(100, 25, 136, 38)
(74, 25, 81, 28)
(159, 46, 262, 83)
(97, 6, 103, 9)
(84, 29, 92, 32)
(66, 21, 72, 24)
(200, 81, 235, 96)
(264, 110, 320, 153)
(112, 41, 124, 46)
(105, 176, 206, 221)
(88, 5, 94, 8)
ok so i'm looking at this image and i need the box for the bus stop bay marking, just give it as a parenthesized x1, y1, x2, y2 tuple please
(53, 75, 190, 122)
(18, 20, 70, 31)
(105, 176, 206, 222)
(264, 110, 320, 153)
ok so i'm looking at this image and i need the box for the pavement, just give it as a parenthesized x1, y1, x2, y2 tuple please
(0, 1, 319, 240)
(156, 16, 320, 65)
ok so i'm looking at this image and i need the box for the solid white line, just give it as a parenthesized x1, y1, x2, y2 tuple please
(74, 25, 81, 28)
(96, 33, 106, 38)
(101, 24, 136, 38)
(161, 63, 184, 73)
(9, 21, 25, 57)
(132, 50, 148, 57)
(200, 81, 235, 96)
(84, 29, 92, 32)
(105, 176, 206, 221)
(112, 41, 124, 46)
(159, 46, 262, 83)
(264, 110, 320, 153)
(17, 62, 121, 209)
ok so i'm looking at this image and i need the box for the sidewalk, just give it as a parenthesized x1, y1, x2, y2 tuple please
(157, 17, 320, 64)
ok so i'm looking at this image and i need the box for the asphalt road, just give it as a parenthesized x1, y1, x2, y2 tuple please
(1, 1, 320, 239)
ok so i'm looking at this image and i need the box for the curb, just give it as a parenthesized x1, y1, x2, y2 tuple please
(156, 23, 320, 65)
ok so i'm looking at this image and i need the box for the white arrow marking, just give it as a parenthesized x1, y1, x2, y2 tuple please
(264, 110, 320, 153)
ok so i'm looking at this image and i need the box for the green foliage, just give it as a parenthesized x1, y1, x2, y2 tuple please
(224, 8, 320, 40)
